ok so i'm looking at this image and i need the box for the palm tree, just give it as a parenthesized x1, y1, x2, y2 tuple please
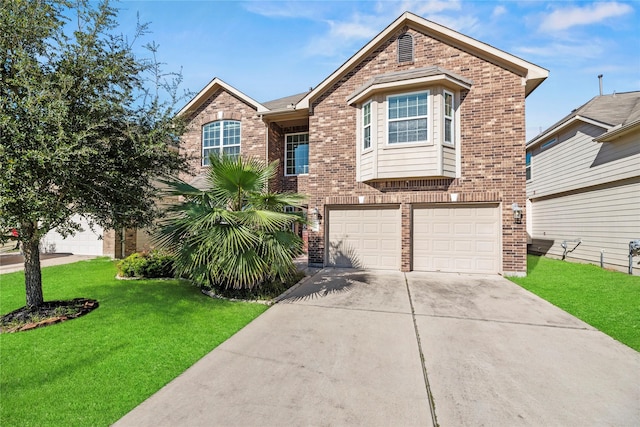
(154, 155, 307, 290)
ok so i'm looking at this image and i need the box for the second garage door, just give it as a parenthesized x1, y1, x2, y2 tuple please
(413, 204, 500, 274)
(327, 207, 400, 270)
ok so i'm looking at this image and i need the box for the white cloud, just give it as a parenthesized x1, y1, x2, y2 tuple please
(539, 2, 634, 32)
(492, 5, 507, 18)
(397, 0, 462, 16)
(517, 40, 605, 61)
(242, 1, 328, 20)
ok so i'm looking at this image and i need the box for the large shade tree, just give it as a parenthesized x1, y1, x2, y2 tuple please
(154, 155, 307, 290)
(0, 0, 188, 308)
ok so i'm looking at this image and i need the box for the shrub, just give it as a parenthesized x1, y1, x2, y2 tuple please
(207, 270, 306, 301)
(117, 250, 175, 278)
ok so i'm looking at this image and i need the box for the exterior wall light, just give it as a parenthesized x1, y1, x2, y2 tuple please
(511, 203, 523, 223)
(309, 207, 320, 232)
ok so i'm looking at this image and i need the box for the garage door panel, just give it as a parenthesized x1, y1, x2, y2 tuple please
(328, 208, 400, 270)
(42, 214, 104, 256)
(413, 205, 500, 274)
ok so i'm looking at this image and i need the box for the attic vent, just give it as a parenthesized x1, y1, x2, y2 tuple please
(397, 33, 413, 63)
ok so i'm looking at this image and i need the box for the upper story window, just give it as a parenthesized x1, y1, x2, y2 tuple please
(202, 120, 241, 165)
(526, 152, 532, 181)
(387, 91, 428, 144)
(541, 137, 557, 149)
(285, 132, 309, 175)
(397, 33, 413, 63)
(363, 102, 372, 150)
(443, 90, 454, 145)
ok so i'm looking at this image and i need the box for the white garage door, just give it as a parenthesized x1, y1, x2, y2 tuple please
(42, 215, 104, 256)
(328, 207, 400, 270)
(413, 205, 500, 274)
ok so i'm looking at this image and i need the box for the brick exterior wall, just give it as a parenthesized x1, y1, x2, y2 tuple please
(180, 89, 267, 180)
(305, 26, 527, 274)
(179, 24, 530, 275)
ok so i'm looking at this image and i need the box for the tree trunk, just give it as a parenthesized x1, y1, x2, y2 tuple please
(23, 236, 44, 309)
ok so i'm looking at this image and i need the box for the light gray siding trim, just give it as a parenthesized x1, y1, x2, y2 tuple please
(442, 146, 456, 176)
(529, 179, 640, 272)
(360, 151, 375, 181)
(527, 122, 640, 199)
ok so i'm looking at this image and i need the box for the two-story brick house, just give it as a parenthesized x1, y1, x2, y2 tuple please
(177, 12, 548, 276)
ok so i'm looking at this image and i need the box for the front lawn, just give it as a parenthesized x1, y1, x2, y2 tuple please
(509, 255, 640, 351)
(0, 258, 268, 426)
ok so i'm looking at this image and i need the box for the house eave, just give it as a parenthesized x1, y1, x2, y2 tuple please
(297, 11, 548, 110)
(259, 107, 309, 123)
(347, 68, 472, 105)
(594, 119, 640, 142)
(527, 115, 611, 150)
(177, 77, 269, 117)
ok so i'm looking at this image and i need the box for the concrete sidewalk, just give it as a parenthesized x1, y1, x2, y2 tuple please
(0, 253, 97, 274)
(114, 269, 640, 426)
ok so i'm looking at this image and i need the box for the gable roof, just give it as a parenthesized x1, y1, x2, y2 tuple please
(527, 91, 640, 148)
(177, 77, 268, 117)
(296, 11, 548, 110)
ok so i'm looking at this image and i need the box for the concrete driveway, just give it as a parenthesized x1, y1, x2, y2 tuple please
(115, 269, 640, 427)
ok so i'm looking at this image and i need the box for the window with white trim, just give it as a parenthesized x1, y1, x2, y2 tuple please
(202, 120, 241, 165)
(363, 102, 371, 150)
(387, 91, 428, 144)
(285, 132, 309, 175)
(526, 151, 532, 181)
(443, 90, 454, 145)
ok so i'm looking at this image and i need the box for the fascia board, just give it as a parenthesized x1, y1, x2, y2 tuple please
(177, 77, 268, 117)
(594, 119, 640, 142)
(297, 11, 548, 110)
(526, 115, 611, 149)
(347, 75, 472, 105)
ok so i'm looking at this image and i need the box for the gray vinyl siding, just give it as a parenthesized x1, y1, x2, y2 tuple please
(527, 122, 640, 199)
(529, 179, 640, 273)
(377, 145, 440, 178)
(442, 145, 456, 176)
(359, 150, 375, 181)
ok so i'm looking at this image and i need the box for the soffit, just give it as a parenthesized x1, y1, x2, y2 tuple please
(347, 66, 472, 105)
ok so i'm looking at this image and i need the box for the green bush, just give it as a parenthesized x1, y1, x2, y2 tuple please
(117, 250, 175, 278)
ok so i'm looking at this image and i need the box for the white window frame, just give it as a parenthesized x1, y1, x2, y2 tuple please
(443, 90, 455, 146)
(362, 101, 372, 151)
(526, 151, 532, 181)
(285, 132, 309, 176)
(202, 120, 241, 165)
(386, 90, 429, 146)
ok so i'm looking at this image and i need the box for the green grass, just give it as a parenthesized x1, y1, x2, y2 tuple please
(0, 258, 268, 426)
(509, 255, 640, 351)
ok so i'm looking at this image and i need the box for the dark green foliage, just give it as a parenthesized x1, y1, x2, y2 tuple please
(0, 0, 189, 307)
(209, 270, 306, 301)
(117, 250, 175, 278)
(155, 155, 307, 290)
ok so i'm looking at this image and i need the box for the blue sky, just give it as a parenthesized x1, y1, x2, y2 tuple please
(116, 0, 640, 140)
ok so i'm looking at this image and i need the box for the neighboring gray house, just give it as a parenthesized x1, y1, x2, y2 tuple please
(526, 91, 640, 274)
